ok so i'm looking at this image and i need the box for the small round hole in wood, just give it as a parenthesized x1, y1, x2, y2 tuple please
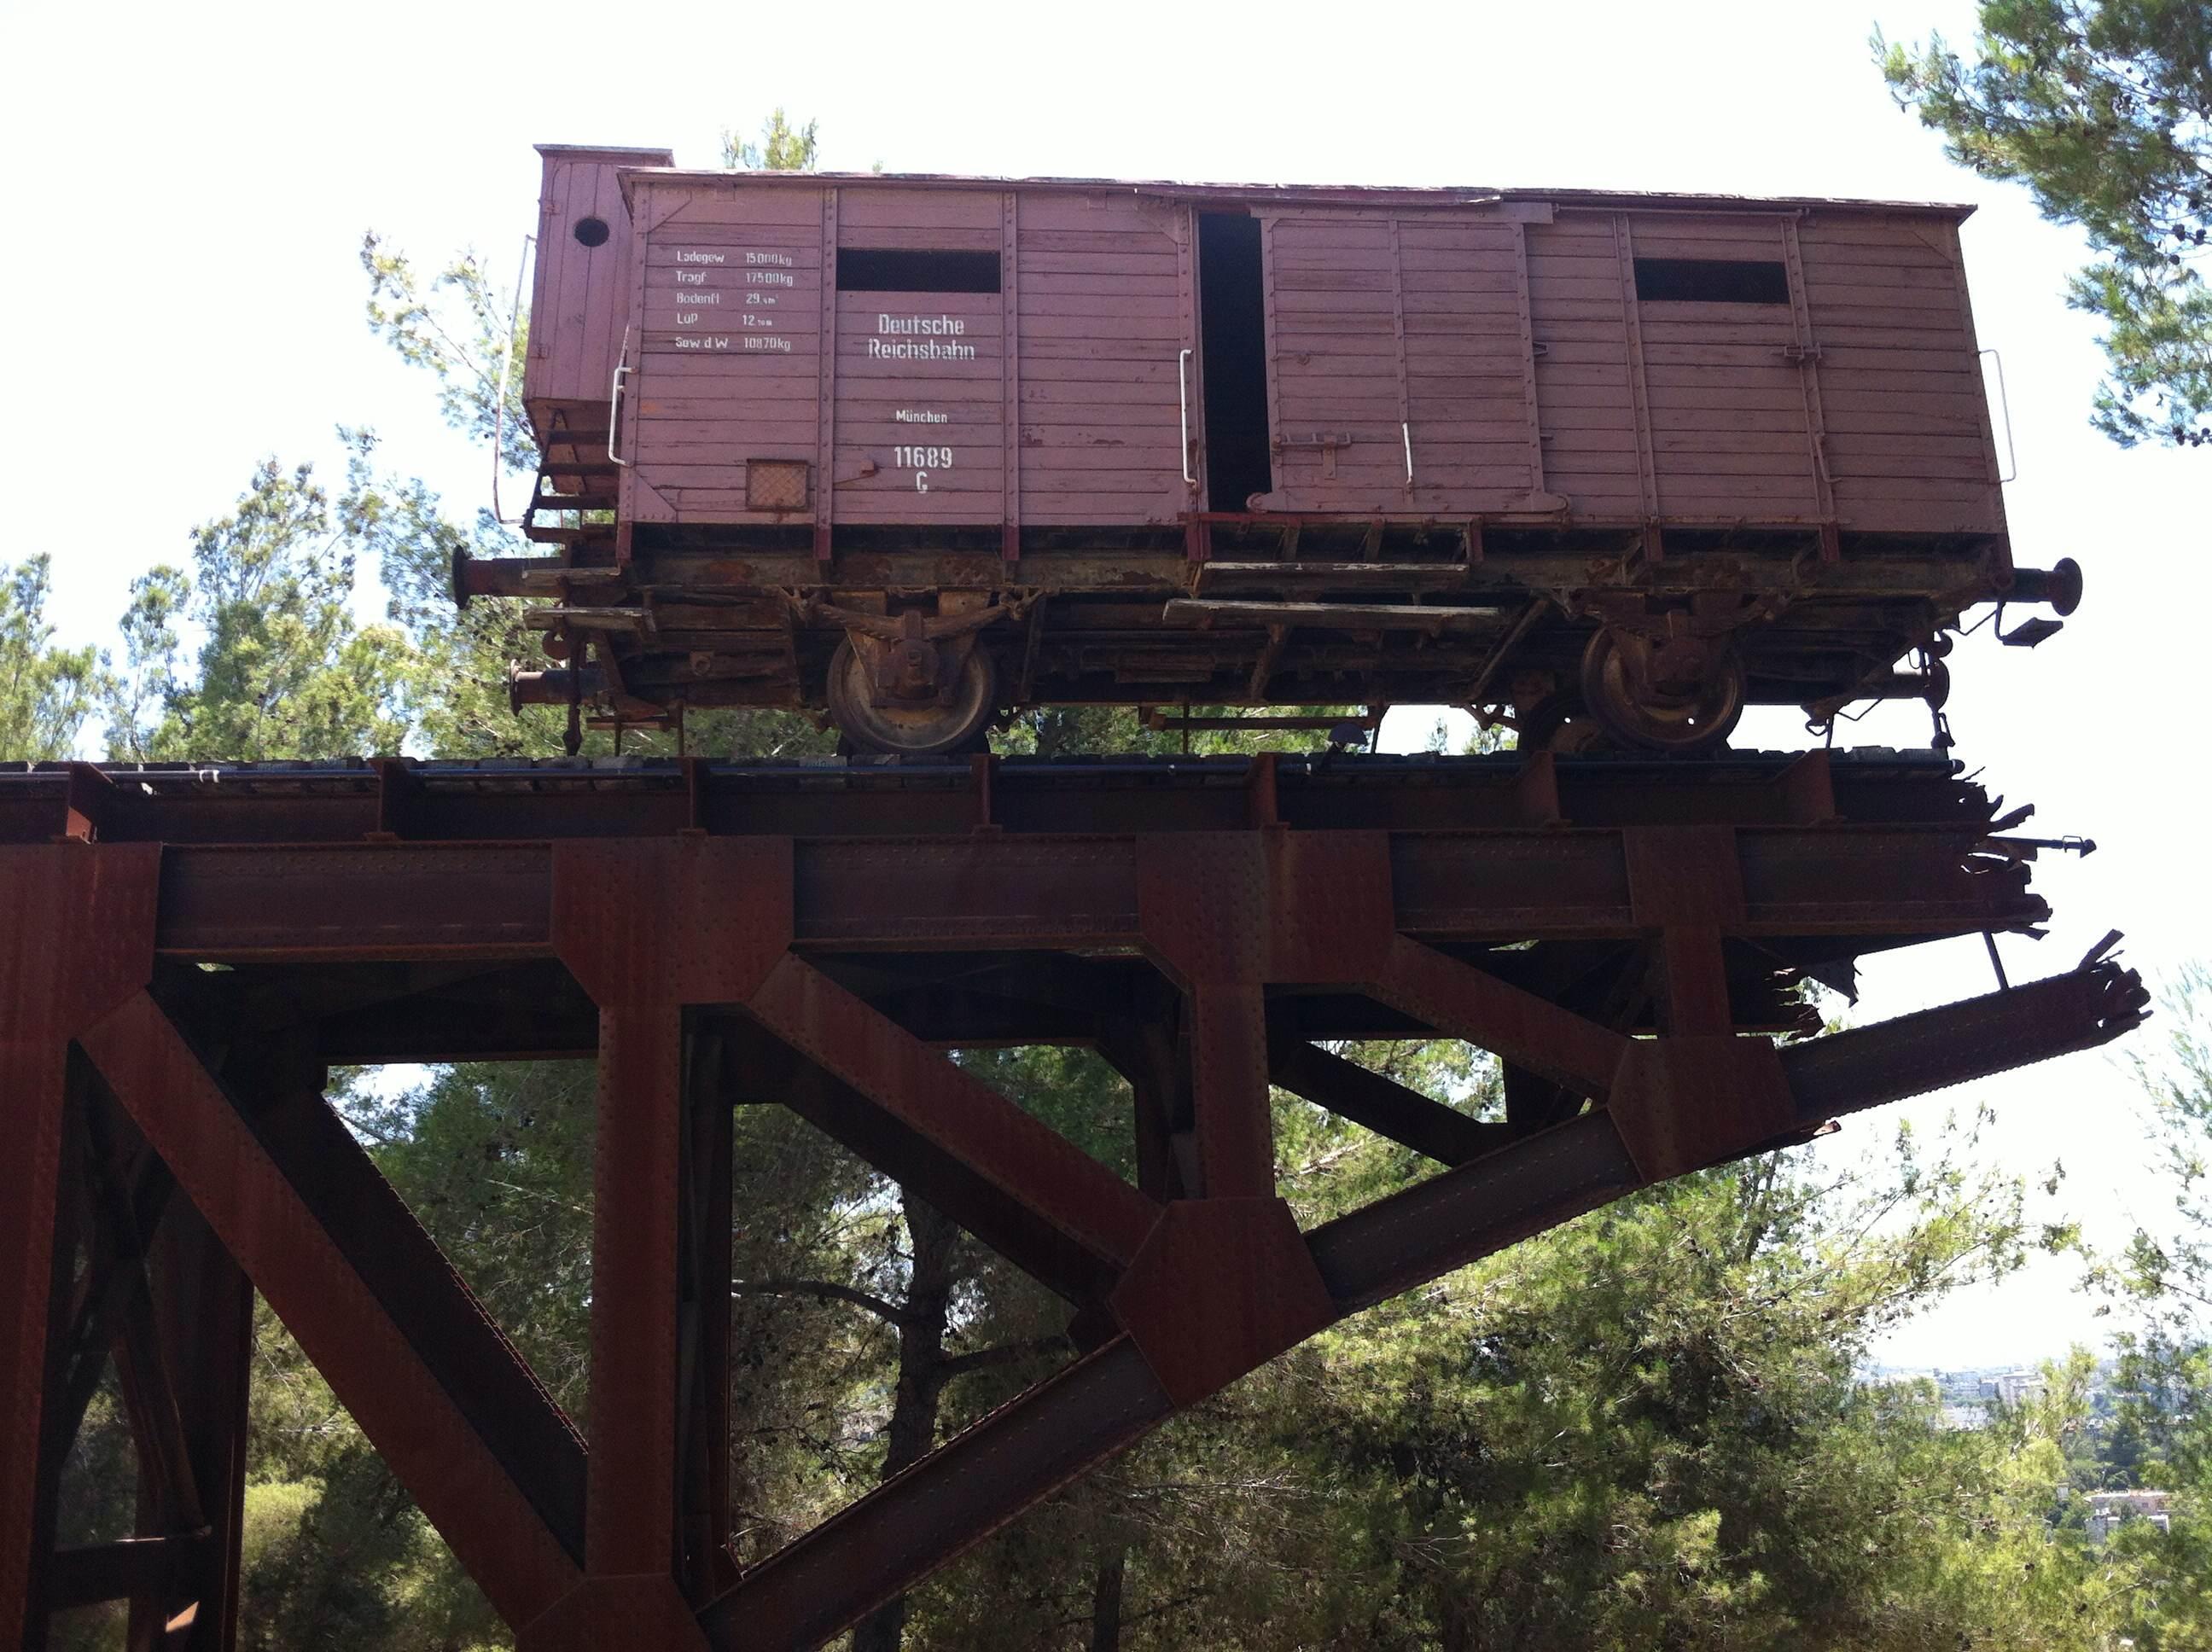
(573, 216, 610, 247)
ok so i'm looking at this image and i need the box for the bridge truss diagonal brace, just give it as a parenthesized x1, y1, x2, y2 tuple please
(696, 953, 2148, 1650)
(1267, 829, 1799, 1181)
(75, 991, 583, 1631)
(744, 955, 1161, 1282)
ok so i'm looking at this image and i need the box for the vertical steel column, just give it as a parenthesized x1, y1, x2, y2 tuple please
(0, 844, 158, 1651)
(1627, 828, 1741, 1037)
(0, 1050, 84, 1652)
(678, 1032, 735, 1598)
(1117, 834, 1336, 1406)
(1610, 827, 1796, 1179)
(1134, 836, 1276, 1200)
(519, 1003, 707, 1650)
(1099, 1008, 1196, 1203)
(136, 1201, 252, 1651)
(532, 836, 797, 1649)
(591, 1005, 689, 1574)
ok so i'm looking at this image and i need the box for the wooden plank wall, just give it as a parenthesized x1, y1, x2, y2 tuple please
(830, 188, 1005, 526)
(1015, 193, 1190, 527)
(627, 187, 826, 521)
(603, 175, 2002, 540)
(1798, 215, 2003, 534)
(526, 156, 645, 415)
(1524, 213, 1644, 517)
(1626, 212, 1820, 523)
(1260, 212, 1534, 515)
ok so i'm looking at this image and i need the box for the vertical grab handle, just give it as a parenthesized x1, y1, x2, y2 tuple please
(1979, 347, 2017, 484)
(1178, 347, 1196, 485)
(1402, 422, 1414, 486)
(608, 328, 634, 468)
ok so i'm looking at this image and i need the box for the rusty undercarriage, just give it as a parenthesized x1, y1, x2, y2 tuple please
(462, 474, 2084, 757)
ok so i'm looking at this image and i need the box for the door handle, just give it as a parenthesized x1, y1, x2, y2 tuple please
(1178, 348, 1196, 485)
(608, 328, 633, 468)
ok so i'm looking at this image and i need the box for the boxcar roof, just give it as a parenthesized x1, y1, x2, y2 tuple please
(593, 158, 1975, 221)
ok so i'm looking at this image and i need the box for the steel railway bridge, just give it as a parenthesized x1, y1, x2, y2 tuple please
(0, 748, 2145, 1649)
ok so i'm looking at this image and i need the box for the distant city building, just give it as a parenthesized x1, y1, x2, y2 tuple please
(2087, 1491, 2173, 1544)
(1984, 1370, 2050, 1409)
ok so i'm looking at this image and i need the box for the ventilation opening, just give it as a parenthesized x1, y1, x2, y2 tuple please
(573, 216, 610, 247)
(1198, 213, 1273, 512)
(837, 248, 1001, 293)
(1633, 258, 1790, 304)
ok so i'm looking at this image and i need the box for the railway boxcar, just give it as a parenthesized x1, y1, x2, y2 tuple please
(463, 144, 2082, 753)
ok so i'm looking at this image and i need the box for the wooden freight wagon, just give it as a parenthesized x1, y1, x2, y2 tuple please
(461, 143, 2082, 754)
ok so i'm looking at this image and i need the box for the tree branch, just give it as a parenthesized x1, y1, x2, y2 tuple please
(731, 1277, 909, 1329)
(936, 1335, 1068, 1382)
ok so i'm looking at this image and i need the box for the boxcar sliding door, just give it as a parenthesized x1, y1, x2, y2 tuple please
(1014, 191, 1198, 532)
(1247, 208, 1540, 517)
(1618, 212, 1824, 526)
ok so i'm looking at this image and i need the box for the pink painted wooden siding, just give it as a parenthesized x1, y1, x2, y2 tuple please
(1800, 214, 2001, 532)
(548, 170, 2005, 540)
(1016, 193, 1191, 527)
(1255, 210, 1540, 515)
(523, 146, 672, 419)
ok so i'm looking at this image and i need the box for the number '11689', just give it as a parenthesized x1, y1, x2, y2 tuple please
(893, 446, 953, 468)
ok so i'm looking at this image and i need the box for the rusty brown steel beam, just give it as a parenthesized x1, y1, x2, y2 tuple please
(139, 1199, 253, 1650)
(1266, 1034, 1508, 1166)
(46, 1533, 212, 1613)
(748, 1027, 1146, 1307)
(195, 950, 1806, 1067)
(697, 1340, 1173, 1651)
(232, 1044, 587, 1562)
(0, 749, 1992, 848)
(516, 1006, 707, 1651)
(1780, 957, 2149, 1118)
(139, 828, 2043, 965)
(77, 993, 583, 1629)
(678, 1032, 736, 1600)
(700, 957, 2142, 1649)
(747, 957, 1162, 1273)
(2, 844, 160, 1652)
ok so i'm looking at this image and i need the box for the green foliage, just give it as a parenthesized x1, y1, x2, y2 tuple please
(112, 445, 416, 761)
(721, 109, 820, 172)
(1260, 1125, 2099, 1650)
(361, 234, 534, 473)
(1879, 0, 2212, 446)
(0, 554, 104, 761)
(2096, 965, 2212, 1646)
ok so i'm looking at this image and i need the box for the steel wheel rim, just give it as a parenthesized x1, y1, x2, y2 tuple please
(827, 640, 998, 756)
(1579, 631, 1744, 754)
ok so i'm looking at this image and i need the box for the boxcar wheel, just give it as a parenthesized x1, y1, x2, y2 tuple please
(826, 637, 999, 757)
(1579, 629, 1743, 755)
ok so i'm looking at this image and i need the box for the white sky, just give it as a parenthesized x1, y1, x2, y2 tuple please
(3, 0, 2204, 1369)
